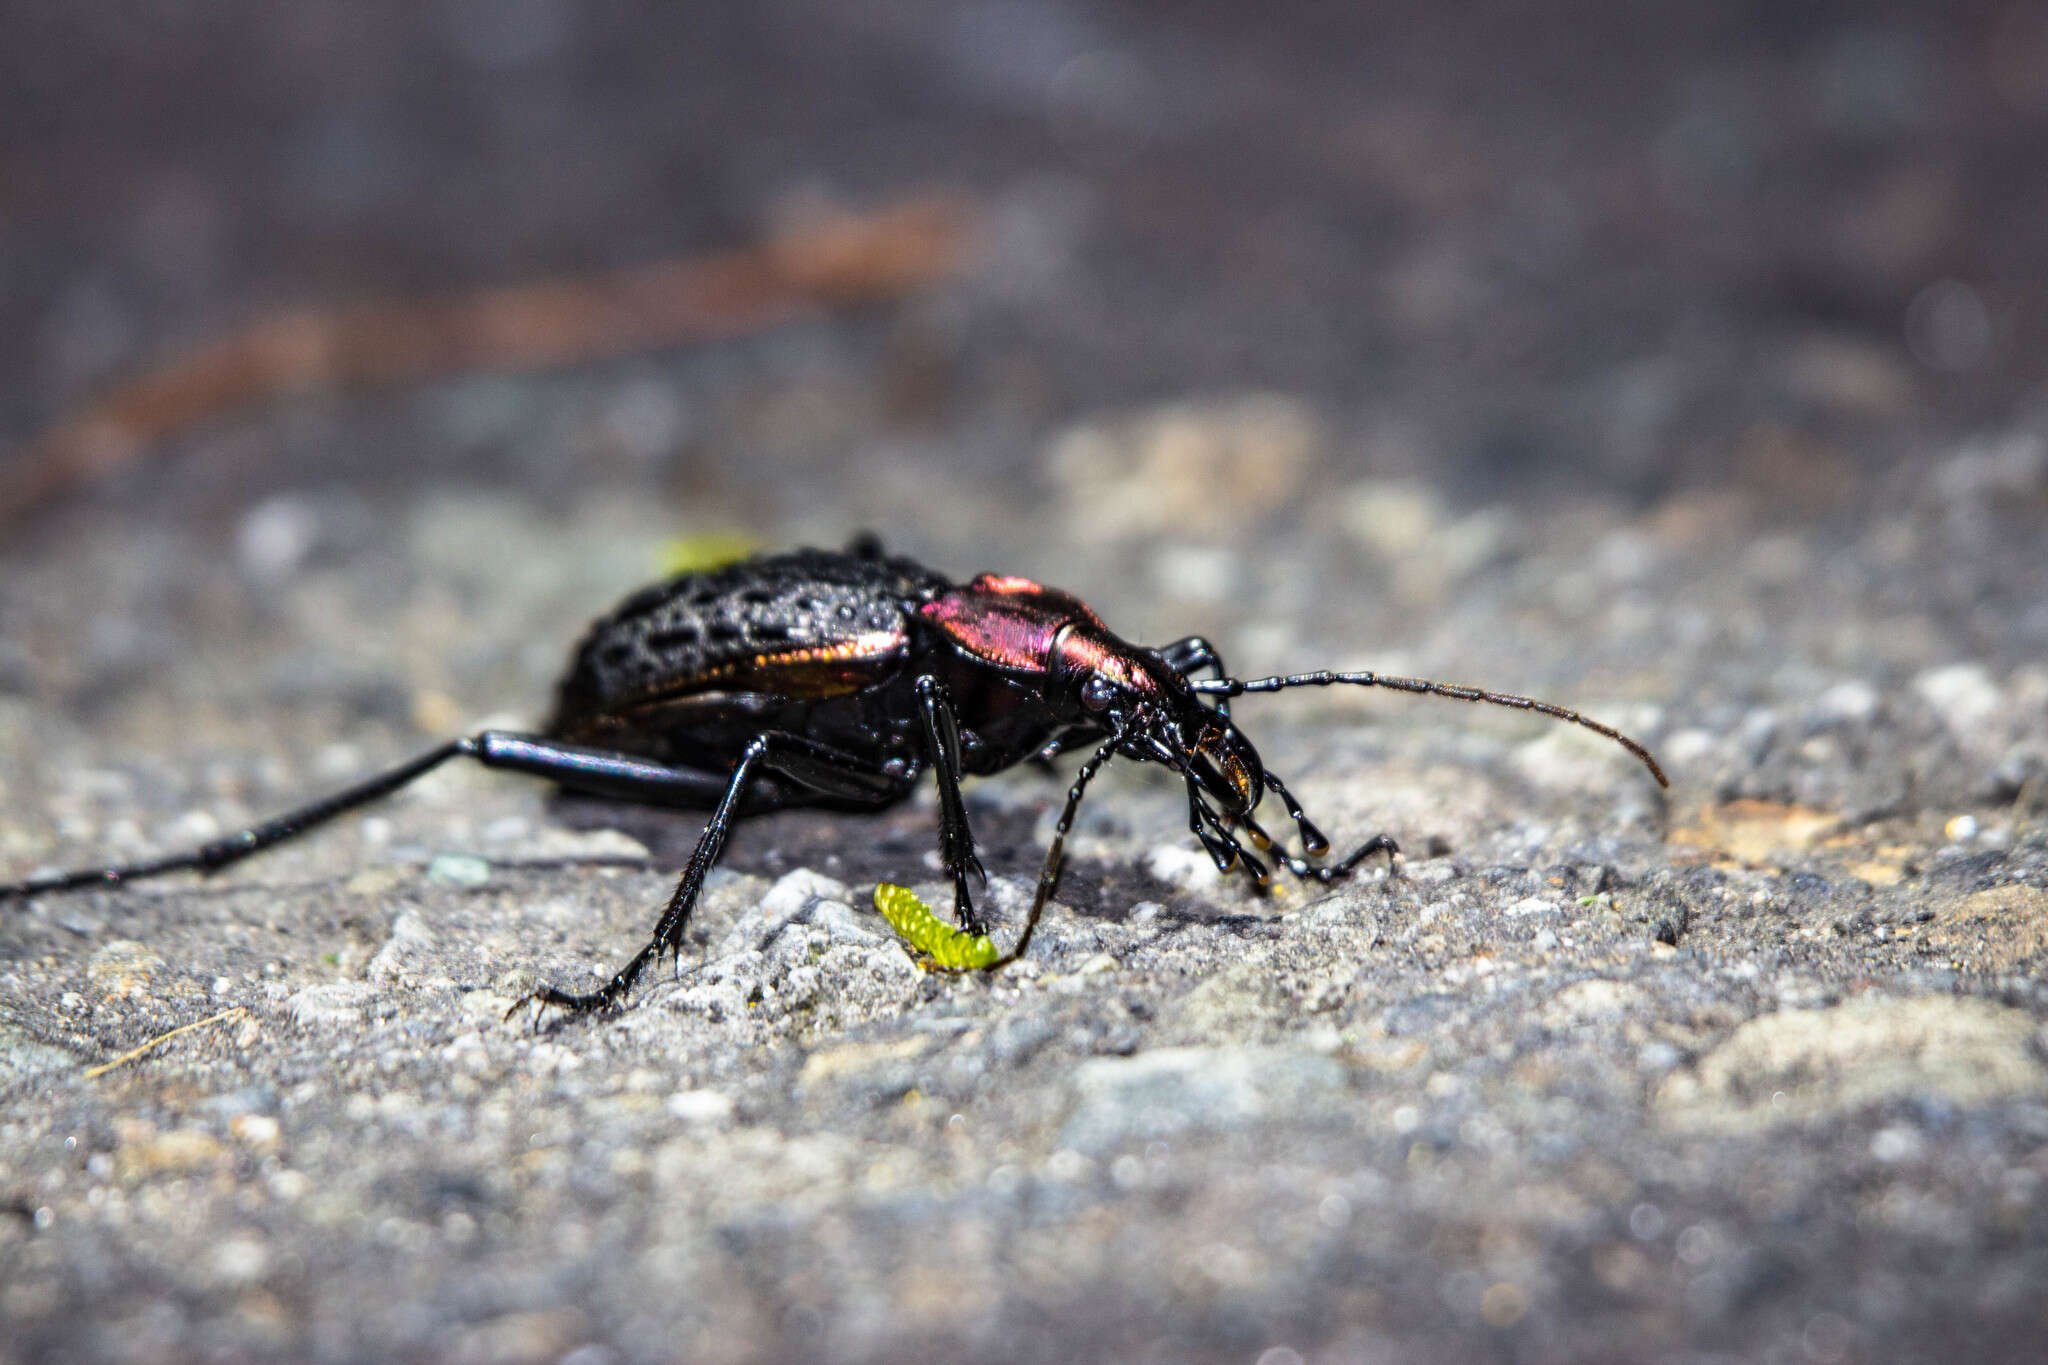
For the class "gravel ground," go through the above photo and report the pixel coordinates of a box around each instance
[3,5,2046,1363]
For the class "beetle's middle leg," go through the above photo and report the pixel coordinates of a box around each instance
[516,731,908,1016]
[1181,782,1269,886]
[912,675,990,936]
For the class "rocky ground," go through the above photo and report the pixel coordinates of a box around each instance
[3,4,2046,1363]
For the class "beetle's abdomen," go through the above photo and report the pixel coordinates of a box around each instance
[549,549,949,734]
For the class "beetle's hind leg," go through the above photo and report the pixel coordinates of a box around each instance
[0,730,769,905]
[515,732,910,1017]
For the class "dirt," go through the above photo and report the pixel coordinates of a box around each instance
[3,4,2046,1363]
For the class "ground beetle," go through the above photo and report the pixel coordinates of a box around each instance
[1,536,1667,1015]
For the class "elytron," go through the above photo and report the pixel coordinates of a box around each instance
[1,538,1667,1014]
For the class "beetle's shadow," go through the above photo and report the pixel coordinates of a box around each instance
[546,793,1192,925]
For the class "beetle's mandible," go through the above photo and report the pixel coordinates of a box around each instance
[1,538,1668,1014]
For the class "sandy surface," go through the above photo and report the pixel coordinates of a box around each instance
[3,5,2046,1362]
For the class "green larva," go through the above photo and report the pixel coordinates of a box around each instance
[873,883,1000,969]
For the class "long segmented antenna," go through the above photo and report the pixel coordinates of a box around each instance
[988,722,1127,968]
[1191,671,1669,787]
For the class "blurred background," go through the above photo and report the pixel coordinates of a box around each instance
[5,8,2048,1362]
[3,0,2043,826]
[5,0,2043,528]
[0,0,2043,823]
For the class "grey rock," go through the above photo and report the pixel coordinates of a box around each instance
[1060,1045,1349,1153]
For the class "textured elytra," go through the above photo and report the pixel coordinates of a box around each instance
[550,549,950,724]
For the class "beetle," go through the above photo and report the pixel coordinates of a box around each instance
[0,537,1666,1014]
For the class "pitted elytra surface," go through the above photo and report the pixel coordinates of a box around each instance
[550,548,948,724]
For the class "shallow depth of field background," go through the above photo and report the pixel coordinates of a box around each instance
[2,6,2046,1365]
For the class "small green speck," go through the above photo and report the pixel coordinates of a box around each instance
[657,532,759,577]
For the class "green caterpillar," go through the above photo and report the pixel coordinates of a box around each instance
[873,883,1000,970]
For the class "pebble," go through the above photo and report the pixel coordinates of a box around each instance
[427,854,492,887]
[665,1090,735,1125]
[1812,679,1879,725]
[285,982,378,1027]
[1655,997,2048,1131]
[1060,1046,1348,1154]
[1913,663,2001,737]
[1143,843,1221,892]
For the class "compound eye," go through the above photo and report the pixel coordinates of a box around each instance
[1080,672,1119,713]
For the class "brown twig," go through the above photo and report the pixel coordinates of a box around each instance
[83,1006,252,1079]
[1,193,979,526]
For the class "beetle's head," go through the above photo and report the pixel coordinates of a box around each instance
[1049,621,1265,816]
[919,573,1267,815]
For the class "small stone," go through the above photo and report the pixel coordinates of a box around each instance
[1869,1125,1923,1162]
[664,1090,735,1124]
[1337,480,1443,562]
[1921,886,2048,969]
[758,868,850,920]
[1542,979,1644,1026]
[209,1235,271,1286]
[427,854,492,887]
[1813,680,1879,725]
[1144,843,1221,892]
[1655,997,2048,1131]
[85,940,165,998]
[230,1115,281,1150]
[117,1126,227,1179]
[1638,1041,1683,1071]
[1060,1046,1347,1154]
[1913,663,2001,738]
[236,495,323,583]
[286,982,378,1027]
[490,827,650,865]
[0,1023,88,1082]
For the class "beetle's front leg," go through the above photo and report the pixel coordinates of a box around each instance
[1181,783,1270,887]
[912,674,989,937]
[1257,770,1400,883]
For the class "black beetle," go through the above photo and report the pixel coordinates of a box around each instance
[1,537,1666,1013]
